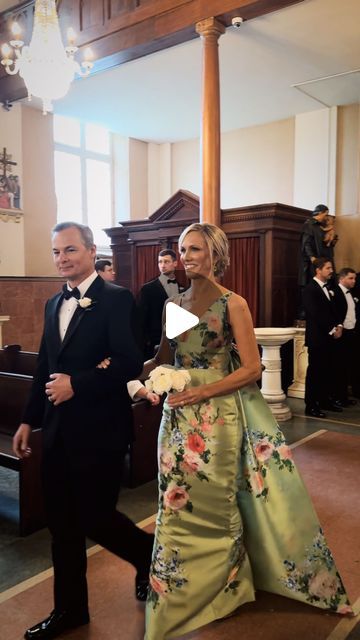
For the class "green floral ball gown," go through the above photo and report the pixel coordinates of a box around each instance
[144,293,352,640]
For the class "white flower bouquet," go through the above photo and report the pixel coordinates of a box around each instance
[145,365,191,395]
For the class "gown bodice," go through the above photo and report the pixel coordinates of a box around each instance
[170,292,234,375]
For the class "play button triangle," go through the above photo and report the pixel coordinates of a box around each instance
[165,302,199,339]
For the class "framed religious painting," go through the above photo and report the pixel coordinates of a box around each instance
[0,147,23,221]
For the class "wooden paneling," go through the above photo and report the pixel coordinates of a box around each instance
[80,0,105,31]
[106,191,310,327]
[0,277,64,351]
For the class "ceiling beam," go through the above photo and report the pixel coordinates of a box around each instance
[0,0,304,104]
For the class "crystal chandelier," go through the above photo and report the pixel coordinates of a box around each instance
[1,0,94,114]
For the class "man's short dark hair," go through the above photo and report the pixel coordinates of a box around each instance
[95,259,112,273]
[312,204,329,216]
[158,249,177,261]
[52,222,94,248]
[313,257,332,271]
[338,267,356,280]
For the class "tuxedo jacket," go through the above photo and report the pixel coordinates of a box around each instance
[23,276,143,452]
[302,279,341,348]
[333,285,359,328]
[138,278,170,350]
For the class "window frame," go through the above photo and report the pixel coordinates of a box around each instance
[53,116,114,253]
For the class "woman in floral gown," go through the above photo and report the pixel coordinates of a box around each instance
[142,223,352,640]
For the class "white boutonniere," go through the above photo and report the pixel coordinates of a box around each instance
[354,297,359,303]
[78,297,97,310]
[145,365,191,395]
[329,289,334,297]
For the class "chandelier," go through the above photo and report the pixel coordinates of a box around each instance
[0,0,94,114]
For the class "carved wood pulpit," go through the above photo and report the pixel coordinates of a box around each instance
[106,190,309,327]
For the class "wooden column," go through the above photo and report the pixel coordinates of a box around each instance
[196,17,225,226]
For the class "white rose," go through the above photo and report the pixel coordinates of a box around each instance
[152,374,173,395]
[171,370,191,392]
[78,297,92,308]
[145,365,191,396]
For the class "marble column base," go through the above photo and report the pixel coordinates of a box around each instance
[0,315,10,348]
[254,327,296,422]
[288,327,308,400]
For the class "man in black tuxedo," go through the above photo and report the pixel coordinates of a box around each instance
[13,222,154,640]
[333,267,359,405]
[138,248,184,358]
[303,257,343,418]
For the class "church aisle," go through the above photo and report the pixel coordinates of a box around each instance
[1,422,359,639]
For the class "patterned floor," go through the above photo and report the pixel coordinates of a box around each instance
[1,425,359,640]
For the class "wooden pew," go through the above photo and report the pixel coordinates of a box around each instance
[0,344,38,377]
[0,372,46,536]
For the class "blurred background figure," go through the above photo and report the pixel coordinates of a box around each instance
[95,259,115,282]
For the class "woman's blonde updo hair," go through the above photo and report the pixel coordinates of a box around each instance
[178,223,230,278]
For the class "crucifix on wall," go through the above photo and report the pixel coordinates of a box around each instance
[0,147,17,177]
[0,147,21,211]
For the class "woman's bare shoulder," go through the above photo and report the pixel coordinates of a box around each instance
[225,291,249,311]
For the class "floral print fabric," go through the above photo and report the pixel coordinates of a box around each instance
[145,294,352,640]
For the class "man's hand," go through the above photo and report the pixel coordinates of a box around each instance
[13,423,32,458]
[45,373,74,406]
[146,391,161,406]
[334,326,343,339]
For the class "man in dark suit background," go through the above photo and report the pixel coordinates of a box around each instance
[13,222,153,640]
[333,267,359,405]
[138,248,184,358]
[303,257,343,418]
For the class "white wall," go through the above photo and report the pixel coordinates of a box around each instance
[129,138,148,219]
[113,134,131,222]
[293,108,337,212]
[171,139,200,198]
[168,118,295,209]
[148,142,172,215]
[220,118,295,208]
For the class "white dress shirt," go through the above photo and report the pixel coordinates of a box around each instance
[313,277,339,335]
[159,273,179,298]
[59,271,98,341]
[314,277,330,300]
[339,283,356,329]
[127,379,145,401]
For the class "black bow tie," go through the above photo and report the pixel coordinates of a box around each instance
[167,279,178,285]
[346,290,351,294]
[62,284,80,300]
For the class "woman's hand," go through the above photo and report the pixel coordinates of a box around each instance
[168,385,208,408]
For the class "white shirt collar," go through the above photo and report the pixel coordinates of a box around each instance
[339,283,349,295]
[313,277,327,288]
[67,271,98,298]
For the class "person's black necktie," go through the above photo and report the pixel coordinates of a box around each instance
[62,284,80,300]
[167,279,178,285]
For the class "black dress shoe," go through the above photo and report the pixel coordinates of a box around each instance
[338,399,357,407]
[305,407,327,418]
[135,573,149,602]
[24,610,89,639]
[321,402,343,413]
